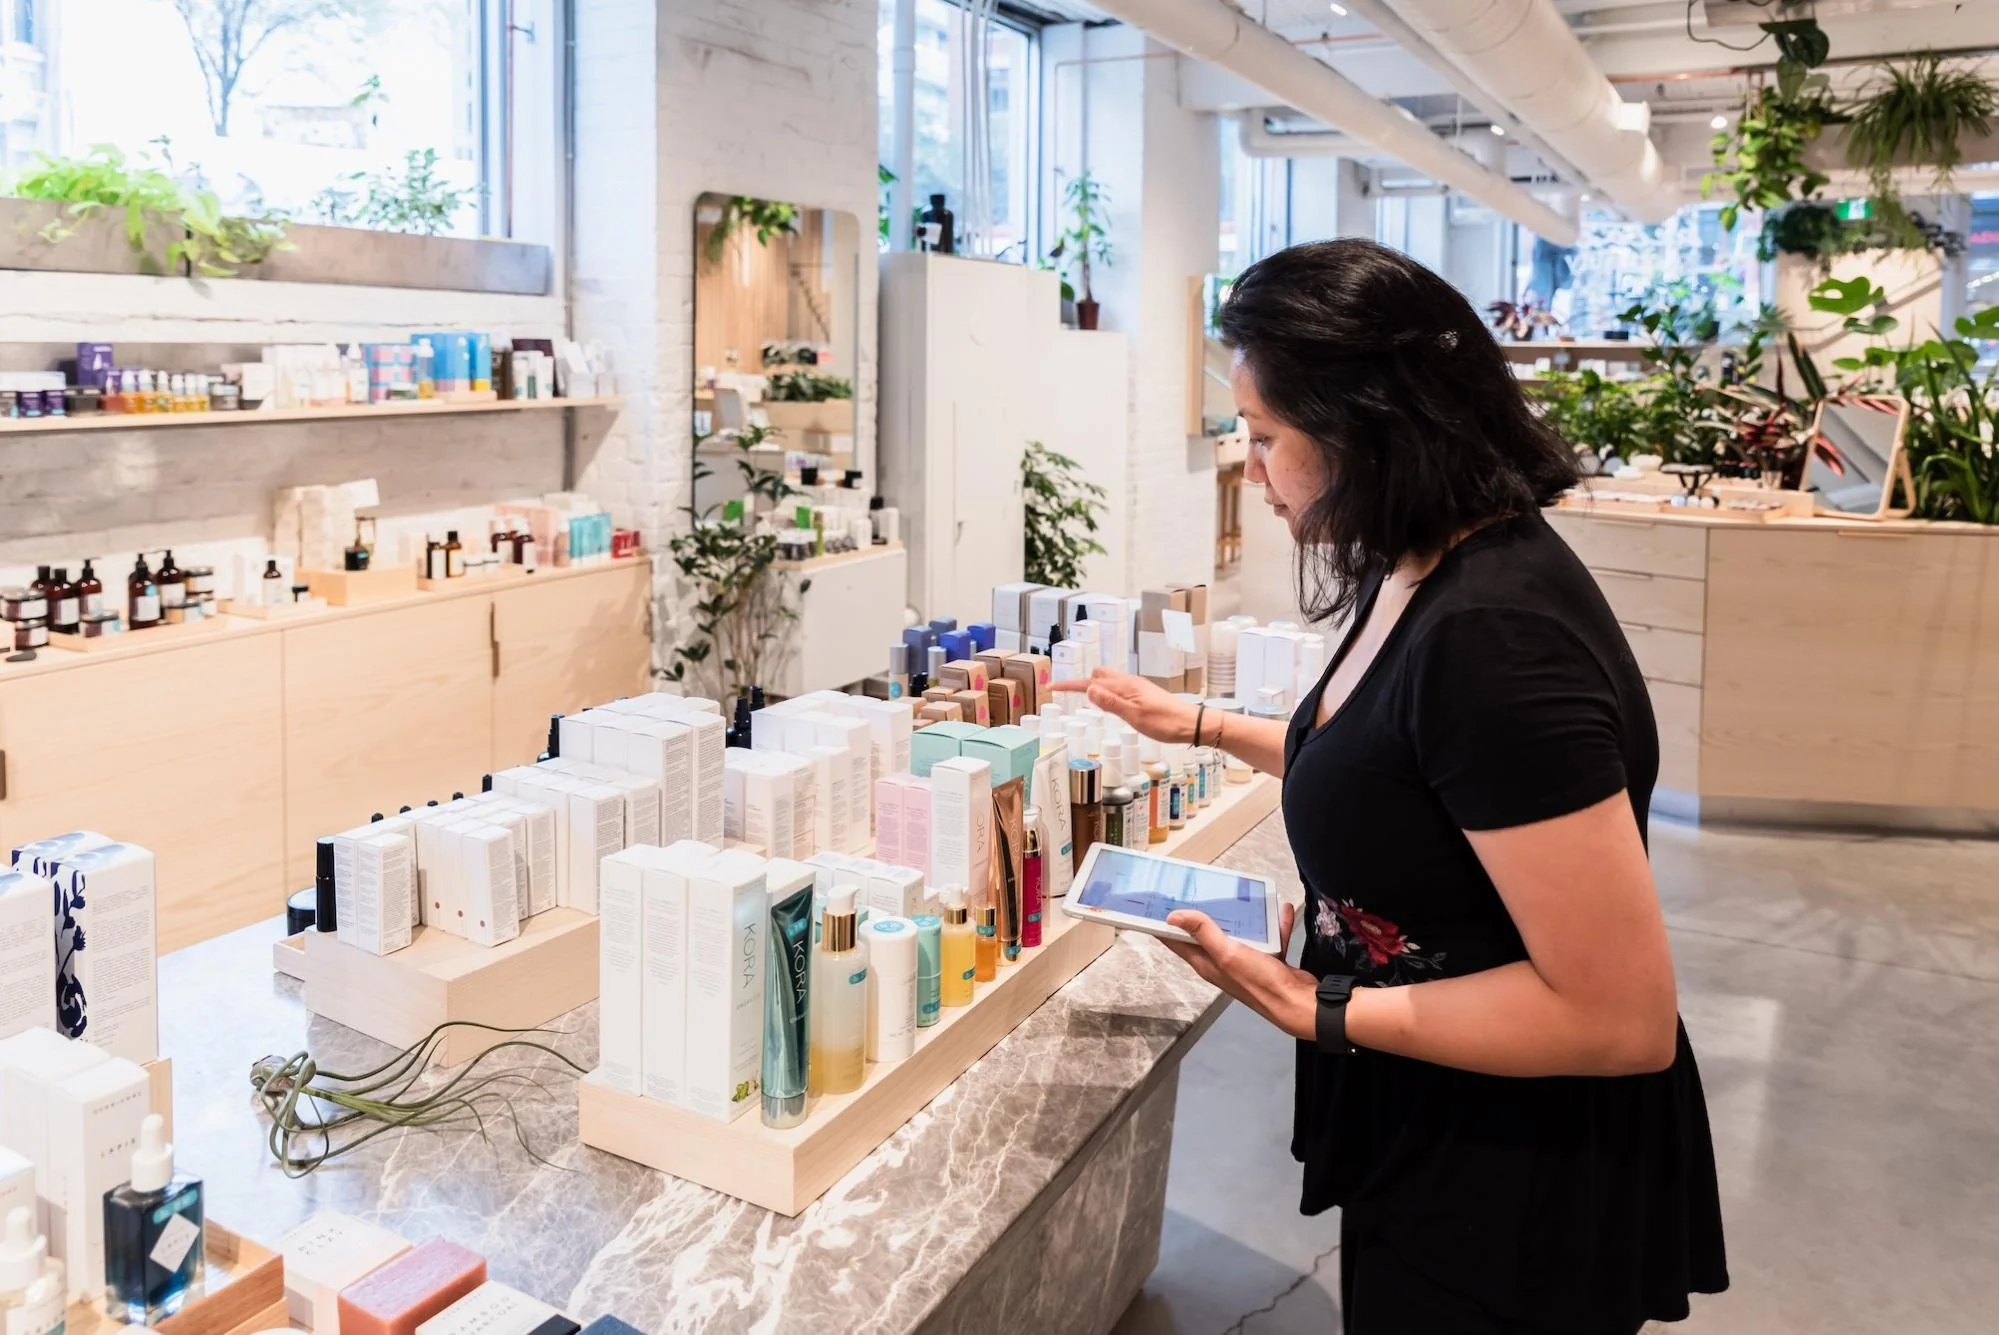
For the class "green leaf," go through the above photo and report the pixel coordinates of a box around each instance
[1808,275,1884,316]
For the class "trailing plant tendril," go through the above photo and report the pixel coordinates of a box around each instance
[249,1020,588,1176]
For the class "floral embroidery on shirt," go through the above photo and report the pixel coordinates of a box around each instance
[1314,896,1449,981]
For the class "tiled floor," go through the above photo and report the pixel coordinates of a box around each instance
[1112,813,1999,1334]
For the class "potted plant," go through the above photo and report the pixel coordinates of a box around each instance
[1843,53,1999,196]
[667,425,812,696]
[1052,172,1111,330]
[1022,440,1108,587]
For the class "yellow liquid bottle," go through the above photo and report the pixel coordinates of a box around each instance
[808,888,866,1095]
[940,893,975,1008]
[974,906,999,982]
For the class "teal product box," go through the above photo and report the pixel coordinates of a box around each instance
[468,332,493,391]
[413,332,473,392]
[910,721,984,777]
[964,724,1041,790]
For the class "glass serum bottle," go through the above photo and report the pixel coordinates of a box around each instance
[103,1113,205,1326]
[808,886,866,1096]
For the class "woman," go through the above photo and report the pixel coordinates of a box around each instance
[1058,240,1726,1333]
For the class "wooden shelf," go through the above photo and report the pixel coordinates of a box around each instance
[578,774,1282,1215]
[0,395,619,436]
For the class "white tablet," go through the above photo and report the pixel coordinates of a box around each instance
[1061,843,1283,954]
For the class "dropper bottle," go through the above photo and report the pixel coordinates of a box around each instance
[103,1113,205,1324]
[0,1207,64,1335]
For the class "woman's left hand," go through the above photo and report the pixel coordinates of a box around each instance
[1160,903,1319,1042]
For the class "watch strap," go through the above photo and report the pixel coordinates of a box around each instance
[1315,974,1358,1055]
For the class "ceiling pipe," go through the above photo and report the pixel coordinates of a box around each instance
[1334,0,1593,189]
[1085,0,1580,242]
[1381,0,1681,221]
[1237,111,1362,158]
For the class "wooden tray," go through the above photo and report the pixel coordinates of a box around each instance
[224,597,328,621]
[273,932,308,981]
[416,564,529,592]
[66,1220,284,1335]
[302,908,600,1067]
[578,774,1280,1215]
[303,564,419,606]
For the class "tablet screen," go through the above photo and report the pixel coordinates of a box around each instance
[1073,846,1272,942]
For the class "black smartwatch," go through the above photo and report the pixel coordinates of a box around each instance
[1315,975,1359,1055]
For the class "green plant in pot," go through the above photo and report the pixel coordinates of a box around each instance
[1844,53,1999,197]
[667,424,811,696]
[703,195,800,270]
[1051,172,1111,330]
[1022,440,1107,587]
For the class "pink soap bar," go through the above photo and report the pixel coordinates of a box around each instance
[338,1239,488,1335]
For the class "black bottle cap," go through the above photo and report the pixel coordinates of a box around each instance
[447,529,460,541]
[314,837,338,933]
[870,495,885,511]
[1049,621,1065,645]
[481,773,494,793]
[286,886,317,936]
[399,805,412,814]
[547,714,563,757]
[751,685,767,710]
[51,567,66,583]
[800,465,820,486]
[35,565,49,580]
[452,791,465,801]
[427,799,440,807]
[371,812,383,822]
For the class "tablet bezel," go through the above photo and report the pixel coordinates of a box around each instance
[1059,842,1283,954]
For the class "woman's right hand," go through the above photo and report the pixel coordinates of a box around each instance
[1049,667,1197,744]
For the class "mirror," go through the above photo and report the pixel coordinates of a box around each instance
[1800,395,1914,520]
[691,194,862,517]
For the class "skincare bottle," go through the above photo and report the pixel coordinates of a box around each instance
[862,916,917,1063]
[913,914,941,1028]
[1142,742,1171,844]
[511,530,538,572]
[345,521,373,573]
[939,889,975,1007]
[808,885,866,1096]
[1168,757,1188,830]
[261,559,284,607]
[425,539,446,582]
[1103,786,1134,853]
[103,1114,204,1326]
[157,551,185,617]
[28,565,51,605]
[886,644,909,701]
[1068,759,1103,869]
[48,568,79,635]
[78,559,104,618]
[973,905,998,982]
[445,531,465,578]
[1021,811,1043,949]
[0,1207,64,1335]
[731,692,753,750]
[763,877,814,1129]
[127,555,160,630]
[1117,741,1151,847]
[488,518,511,557]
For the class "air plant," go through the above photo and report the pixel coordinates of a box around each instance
[249,1020,588,1177]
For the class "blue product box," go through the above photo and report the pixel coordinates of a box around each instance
[940,629,973,661]
[967,622,997,652]
[467,332,492,391]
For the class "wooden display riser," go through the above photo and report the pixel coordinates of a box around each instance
[578,774,1281,1216]
[64,1221,283,1335]
[302,907,600,1067]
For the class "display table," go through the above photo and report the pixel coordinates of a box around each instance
[153,814,1284,1333]
[1546,501,1999,833]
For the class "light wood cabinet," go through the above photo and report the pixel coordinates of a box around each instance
[491,564,651,769]
[0,563,652,948]
[0,636,286,953]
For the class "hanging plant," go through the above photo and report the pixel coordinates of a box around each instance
[1759,198,1966,266]
[1022,440,1107,588]
[702,195,800,269]
[1704,80,1835,231]
[1844,53,1999,196]
[249,1021,587,1177]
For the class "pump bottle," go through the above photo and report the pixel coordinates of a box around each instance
[808,885,866,1095]
[939,888,975,1007]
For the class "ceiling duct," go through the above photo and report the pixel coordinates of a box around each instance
[1084,0,1581,243]
[1383,0,1681,222]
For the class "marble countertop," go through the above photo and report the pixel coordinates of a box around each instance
[158,814,1297,1333]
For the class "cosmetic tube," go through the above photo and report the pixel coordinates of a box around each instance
[809,886,866,1096]
[1069,760,1104,870]
[974,906,998,981]
[1028,737,1075,900]
[1103,786,1134,852]
[1021,812,1044,949]
[990,777,1026,961]
[863,916,917,1063]
[940,890,975,1008]
[913,915,942,1027]
[762,878,815,1128]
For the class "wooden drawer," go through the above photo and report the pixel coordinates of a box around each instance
[1647,679,1701,794]
[1619,622,1703,687]
[1592,569,1705,634]
[1561,513,1708,580]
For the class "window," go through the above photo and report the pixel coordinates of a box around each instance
[1217,117,1287,277]
[1554,204,1763,338]
[877,0,1038,260]
[1,0,548,241]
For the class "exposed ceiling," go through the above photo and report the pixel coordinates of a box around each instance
[1152,0,1999,214]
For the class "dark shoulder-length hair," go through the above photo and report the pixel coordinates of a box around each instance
[1216,238,1578,624]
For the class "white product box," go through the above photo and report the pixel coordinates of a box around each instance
[1264,630,1302,707]
[805,746,849,856]
[1026,587,1074,652]
[640,841,712,1106]
[43,1055,149,1300]
[873,776,904,867]
[866,865,927,920]
[806,713,873,849]
[478,797,555,918]
[589,767,662,850]
[557,708,622,765]
[991,581,1044,632]
[50,844,156,1063]
[683,849,766,1123]
[563,784,627,916]
[278,1210,412,1335]
[0,1145,32,1242]
[459,824,522,947]
[848,695,914,785]
[596,849,647,1095]
[472,806,530,920]
[617,717,694,845]
[723,752,789,858]
[341,831,415,956]
[412,809,464,931]
[929,757,992,906]
[416,1281,564,1335]
[1051,640,1087,683]
[0,870,55,1039]
[757,753,815,860]
[647,704,724,844]
[9,831,111,879]
[506,773,574,910]
[0,1027,107,1236]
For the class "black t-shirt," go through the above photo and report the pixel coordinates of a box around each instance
[1283,511,1728,1332]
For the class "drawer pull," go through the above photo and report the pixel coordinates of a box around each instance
[1595,517,1659,529]
[1597,568,1655,582]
